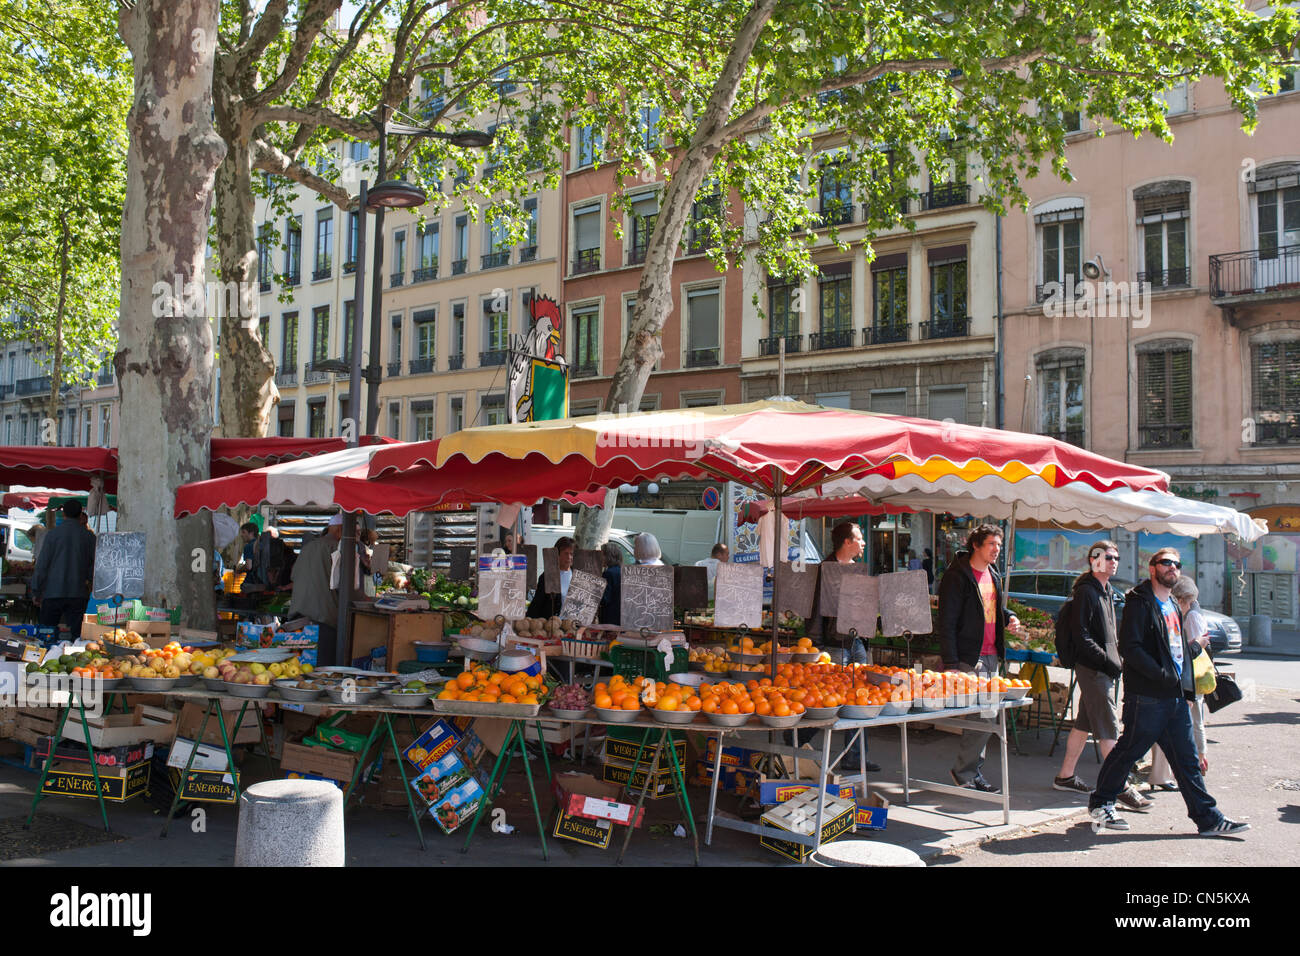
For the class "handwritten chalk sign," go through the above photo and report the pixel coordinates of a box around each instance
[836,574,880,638]
[449,547,472,582]
[714,563,763,628]
[543,548,560,593]
[674,566,708,610]
[477,570,527,621]
[817,562,867,620]
[559,569,606,626]
[573,549,604,579]
[92,532,146,600]
[775,562,819,619]
[621,565,674,632]
[523,544,539,592]
[879,570,933,636]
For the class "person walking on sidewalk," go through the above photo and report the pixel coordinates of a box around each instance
[937,523,1022,793]
[1147,576,1213,790]
[1087,548,1249,836]
[30,501,96,640]
[1051,541,1151,812]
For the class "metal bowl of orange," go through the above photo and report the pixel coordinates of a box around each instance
[593,705,641,724]
[650,707,698,725]
[705,711,751,728]
[758,712,803,729]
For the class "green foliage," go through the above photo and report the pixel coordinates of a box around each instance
[0,0,127,385]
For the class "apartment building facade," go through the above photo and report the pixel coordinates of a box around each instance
[0,338,119,450]
[1001,66,1300,623]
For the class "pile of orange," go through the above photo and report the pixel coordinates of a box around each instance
[436,665,549,705]
[699,679,806,717]
[591,675,704,713]
[71,661,122,680]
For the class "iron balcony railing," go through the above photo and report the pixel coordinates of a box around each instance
[312,265,331,281]
[451,258,468,276]
[413,263,438,282]
[409,357,435,374]
[448,354,465,371]
[571,362,598,378]
[97,372,114,386]
[274,368,298,387]
[572,248,600,274]
[15,376,49,396]
[818,203,854,227]
[390,272,405,287]
[481,251,511,270]
[808,329,855,351]
[1039,427,1086,448]
[343,261,356,275]
[866,323,911,345]
[387,361,401,377]
[1209,244,1300,298]
[1137,268,1190,289]
[480,349,508,367]
[304,369,330,384]
[1250,415,1299,446]
[259,280,271,293]
[921,183,971,210]
[1138,424,1192,449]
[758,335,802,356]
[685,347,720,368]
[519,245,538,262]
[919,314,970,339]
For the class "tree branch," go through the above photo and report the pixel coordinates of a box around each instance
[252,138,355,210]
[230,0,289,82]
[247,0,343,108]
[255,105,378,139]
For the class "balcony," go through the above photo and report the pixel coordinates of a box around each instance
[866,323,911,345]
[808,329,856,351]
[304,368,330,385]
[0,384,12,399]
[758,335,802,356]
[685,347,720,368]
[572,248,600,274]
[387,361,401,377]
[1251,415,1300,446]
[480,349,508,367]
[481,250,511,270]
[15,376,49,396]
[312,265,331,281]
[451,258,468,276]
[448,354,465,371]
[259,280,271,293]
[818,203,854,227]
[409,357,435,374]
[274,368,298,387]
[97,371,114,386]
[519,245,538,263]
[571,362,599,379]
[413,263,438,283]
[343,261,357,275]
[1039,427,1086,448]
[919,314,970,339]
[283,271,301,287]
[1209,245,1300,304]
[1137,268,1190,290]
[390,272,405,287]
[921,183,971,210]
[1139,424,1192,449]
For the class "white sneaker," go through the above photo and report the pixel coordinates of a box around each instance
[1090,804,1130,832]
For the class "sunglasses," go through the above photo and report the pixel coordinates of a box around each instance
[1154,559,1182,569]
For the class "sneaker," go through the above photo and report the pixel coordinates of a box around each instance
[951,769,999,793]
[1053,774,1092,794]
[1090,804,1130,832]
[1117,787,1153,811]
[1199,818,1251,838]
[1149,781,1179,793]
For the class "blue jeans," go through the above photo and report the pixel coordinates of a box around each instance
[1089,692,1222,831]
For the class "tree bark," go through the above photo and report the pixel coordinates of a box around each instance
[46,211,69,445]
[117,0,225,626]
[573,0,777,549]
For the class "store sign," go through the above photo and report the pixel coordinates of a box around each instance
[508,295,569,423]
[1248,506,1300,533]
[92,532,146,600]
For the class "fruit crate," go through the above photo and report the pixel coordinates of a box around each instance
[608,645,689,683]
[562,637,607,659]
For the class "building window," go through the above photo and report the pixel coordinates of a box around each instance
[483,216,511,268]
[1036,205,1083,299]
[278,401,295,437]
[767,281,800,338]
[1037,349,1086,447]
[453,216,468,273]
[258,315,270,348]
[412,400,435,441]
[1137,343,1193,448]
[629,208,656,265]
[572,203,600,273]
[685,287,720,367]
[1136,182,1190,288]
[314,208,333,278]
[481,394,506,426]
[816,266,852,347]
[345,211,359,269]
[929,250,968,327]
[870,389,907,415]
[349,140,370,162]
[308,400,326,438]
[343,301,356,360]
[571,307,599,375]
[311,306,330,365]
[521,198,539,260]
[636,102,661,151]
[416,315,436,361]
[683,391,723,408]
[99,405,111,446]
[284,216,302,283]
[257,223,274,289]
[927,385,967,424]
[388,402,401,440]
[415,223,438,281]
[392,229,407,282]
[871,254,908,342]
[1250,340,1300,445]
[816,391,851,409]
[1254,165,1300,259]
[575,124,602,167]
[450,395,464,432]
[818,158,853,226]
[482,299,508,365]
[81,413,92,447]
[1160,80,1190,115]
[926,139,968,207]
[687,181,721,253]
[281,312,298,368]
[451,303,466,365]
[390,314,403,365]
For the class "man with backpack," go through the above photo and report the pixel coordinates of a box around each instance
[1051,541,1150,812]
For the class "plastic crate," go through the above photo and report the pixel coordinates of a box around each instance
[608,645,689,682]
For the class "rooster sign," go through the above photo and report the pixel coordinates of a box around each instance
[508,295,569,422]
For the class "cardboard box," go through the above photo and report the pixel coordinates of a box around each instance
[167,736,234,772]
[40,759,150,803]
[691,760,760,798]
[759,790,857,863]
[552,772,646,828]
[704,738,765,771]
[600,760,679,799]
[756,777,857,806]
[280,739,368,785]
[403,718,464,773]
[237,621,320,650]
[286,771,347,790]
[35,736,154,768]
[553,810,613,848]
[855,792,889,831]
[176,701,261,746]
[426,776,486,834]
[603,735,686,768]
[126,620,172,645]
[62,705,176,749]
[410,752,484,807]
[169,767,240,803]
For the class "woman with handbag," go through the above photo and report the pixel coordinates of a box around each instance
[1147,577,1212,790]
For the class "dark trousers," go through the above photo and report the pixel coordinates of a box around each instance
[1089,692,1222,830]
[39,597,87,639]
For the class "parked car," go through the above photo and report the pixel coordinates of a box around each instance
[1008,569,1241,656]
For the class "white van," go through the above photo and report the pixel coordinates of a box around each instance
[1,516,36,564]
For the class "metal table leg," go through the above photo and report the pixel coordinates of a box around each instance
[704,730,725,846]
[342,712,382,808]
[999,706,1011,825]
[462,721,518,853]
[900,722,911,803]
[161,699,217,837]
[381,712,425,851]
[27,693,111,833]
[617,727,664,864]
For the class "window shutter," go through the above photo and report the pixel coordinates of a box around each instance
[413,309,436,324]
[574,208,599,250]
[871,253,907,271]
[687,290,719,350]
[1169,349,1192,427]
[927,386,967,423]
[870,390,907,415]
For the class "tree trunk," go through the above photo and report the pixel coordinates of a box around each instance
[46,211,70,445]
[117,0,225,626]
[573,0,778,549]
[213,63,277,438]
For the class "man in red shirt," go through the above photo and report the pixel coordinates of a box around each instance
[936,524,1021,792]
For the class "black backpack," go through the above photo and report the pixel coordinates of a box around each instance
[1054,596,1078,667]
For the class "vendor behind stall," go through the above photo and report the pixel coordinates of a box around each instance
[527,535,573,618]
[289,513,342,656]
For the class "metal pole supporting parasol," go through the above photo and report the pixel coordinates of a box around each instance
[769,471,783,678]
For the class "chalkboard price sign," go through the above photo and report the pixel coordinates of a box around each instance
[477,570,527,621]
[620,565,674,632]
[559,569,606,626]
[714,563,763,629]
[92,532,146,601]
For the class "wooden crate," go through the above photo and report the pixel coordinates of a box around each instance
[348,609,444,670]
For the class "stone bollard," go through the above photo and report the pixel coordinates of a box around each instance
[235,779,345,867]
[1248,615,1272,648]
[811,841,925,868]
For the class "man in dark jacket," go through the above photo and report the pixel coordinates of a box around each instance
[597,542,623,626]
[1052,541,1151,811]
[527,536,573,619]
[31,501,96,639]
[1087,548,1249,836]
[936,524,1021,792]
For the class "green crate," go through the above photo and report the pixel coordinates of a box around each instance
[608,645,689,682]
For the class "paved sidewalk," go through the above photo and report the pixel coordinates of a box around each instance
[1233,626,1300,659]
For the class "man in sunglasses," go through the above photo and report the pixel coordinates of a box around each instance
[1088,548,1249,837]
[1053,541,1151,810]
